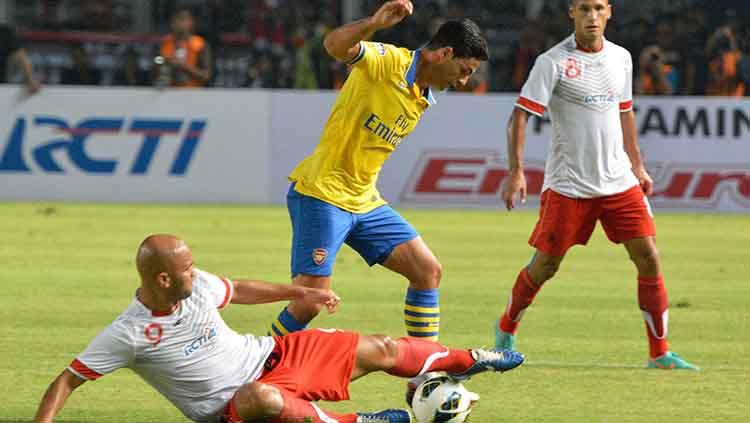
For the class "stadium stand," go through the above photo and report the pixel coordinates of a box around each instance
[1,0,748,94]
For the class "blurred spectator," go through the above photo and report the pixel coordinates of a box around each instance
[637,46,673,95]
[510,23,545,91]
[114,48,151,87]
[651,15,683,93]
[0,24,41,94]
[292,29,317,90]
[157,9,212,88]
[308,23,336,89]
[705,24,744,96]
[245,54,275,88]
[680,7,710,95]
[76,0,116,31]
[61,44,101,86]
[6,1,750,95]
[739,31,750,96]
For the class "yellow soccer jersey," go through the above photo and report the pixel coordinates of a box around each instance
[288,41,436,213]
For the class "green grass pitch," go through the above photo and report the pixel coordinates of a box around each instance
[1,202,748,422]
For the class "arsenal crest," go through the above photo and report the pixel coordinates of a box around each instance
[312,248,328,265]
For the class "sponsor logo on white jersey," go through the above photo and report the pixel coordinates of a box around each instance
[183,327,218,357]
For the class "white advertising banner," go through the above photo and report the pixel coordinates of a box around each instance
[0,86,271,202]
[271,93,750,212]
[2,86,749,211]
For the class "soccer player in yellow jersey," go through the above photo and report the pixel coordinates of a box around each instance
[269,0,489,341]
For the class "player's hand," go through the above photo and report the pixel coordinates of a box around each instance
[502,170,527,210]
[633,166,654,196]
[303,287,341,314]
[370,0,413,30]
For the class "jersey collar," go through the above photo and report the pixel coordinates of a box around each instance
[405,50,437,106]
[135,288,181,317]
[571,33,606,53]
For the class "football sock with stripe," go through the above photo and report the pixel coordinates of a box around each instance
[386,336,475,377]
[404,287,440,341]
[268,306,307,337]
[499,267,541,334]
[638,275,669,358]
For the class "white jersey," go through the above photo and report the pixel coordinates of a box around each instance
[67,269,275,422]
[516,34,639,198]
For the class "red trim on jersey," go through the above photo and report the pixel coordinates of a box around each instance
[70,359,102,380]
[219,276,233,309]
[620,100,633,111]
[516,96,546,116]
[575,39,604,53]
[151,303,179,317]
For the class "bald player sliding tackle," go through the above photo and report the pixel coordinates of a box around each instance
[34,234,523,423]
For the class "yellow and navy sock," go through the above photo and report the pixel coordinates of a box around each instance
[269,306,307,337]
[404,287,440,341]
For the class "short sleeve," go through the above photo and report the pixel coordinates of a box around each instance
[516,55,558,117]
[348,41,398,81]
[67,318,135,381]
[195,268,234,309]
[620,50,634,112]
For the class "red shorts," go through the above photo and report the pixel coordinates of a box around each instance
[223,329,360,422]
[529,185,656,256]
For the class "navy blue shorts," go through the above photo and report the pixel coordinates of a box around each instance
[287,184,419,277]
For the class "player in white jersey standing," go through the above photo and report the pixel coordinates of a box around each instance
[494,0,698,370]
[34,234,524,423]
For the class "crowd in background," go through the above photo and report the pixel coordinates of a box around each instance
[2,0,750,95]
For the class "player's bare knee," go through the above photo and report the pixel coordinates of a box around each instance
[631,248,661,274]
[382,335,400,360]
[427,259,443,287]
[234,382,283,419]
[412,259,442,289]
[288,299,323,321]
[368,334,400,367]
[533,260,559,283]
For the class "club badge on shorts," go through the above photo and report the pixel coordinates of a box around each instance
[312,248,328,265]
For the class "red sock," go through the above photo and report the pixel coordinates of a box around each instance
[499,268,542,334]
[269,388,357,423]
[386,337,475,377]
[638,275,669,358]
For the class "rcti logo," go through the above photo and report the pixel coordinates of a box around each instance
[0,116,207,175]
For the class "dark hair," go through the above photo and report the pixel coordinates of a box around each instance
[569,0,610,6]
[172,8,193,20]
[426,19,489,60]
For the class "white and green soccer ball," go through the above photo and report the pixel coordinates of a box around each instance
[408,372,480,423]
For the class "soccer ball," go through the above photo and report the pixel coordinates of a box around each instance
[408,372,480,423]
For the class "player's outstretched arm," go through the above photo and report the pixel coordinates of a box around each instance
[502,107,532,210]
[230,279,340,313]
[323,0,413,62]
[34,369,86,423]
[621,110,653,195]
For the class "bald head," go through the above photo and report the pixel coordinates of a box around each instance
[136,234,189,281]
